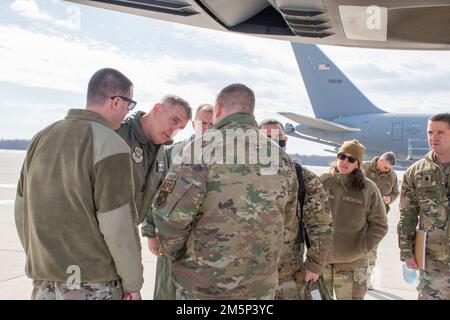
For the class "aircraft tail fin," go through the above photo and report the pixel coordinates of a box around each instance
[291,42,386,120]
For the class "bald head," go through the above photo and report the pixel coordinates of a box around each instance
[216,83,255,112]
[213,83,255,123]
[87,68,133,107]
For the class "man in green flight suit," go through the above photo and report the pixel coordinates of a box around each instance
[116,94,191,227]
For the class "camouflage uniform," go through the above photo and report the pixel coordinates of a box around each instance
[141,137,192,300]
[363,158,399,278]
[153,112,298,299]
[398,152,450,300]
[322,257,369,300]
[31,280,122,300]
[275,166,333,300]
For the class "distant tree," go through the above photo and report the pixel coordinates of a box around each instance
[289,153,335,167]
[0,139,30,150]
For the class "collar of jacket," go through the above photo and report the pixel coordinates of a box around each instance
[211,112,257,130]
[124,111,150,144]
[426,151,450,171]
[66,109,112,129]
[334,172,353,192]
[370,156,385,175]
[425,151,441,166]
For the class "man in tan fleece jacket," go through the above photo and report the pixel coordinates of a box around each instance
[15,68,143,300]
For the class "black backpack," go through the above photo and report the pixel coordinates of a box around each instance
[294,162,311,248]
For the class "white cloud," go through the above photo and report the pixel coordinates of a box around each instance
[54,5,80,31]
[0,23,303,115]
[1,17,449,147]
[11,0,52,21]
[11,1,81,31]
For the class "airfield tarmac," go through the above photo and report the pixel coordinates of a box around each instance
[0,150,418,300]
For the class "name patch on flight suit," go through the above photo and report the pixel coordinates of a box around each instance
[154,173,178,207]
[157,160,165,172]
[132,146,143,163]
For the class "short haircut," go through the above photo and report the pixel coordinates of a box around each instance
[429,113,450,128]
[216,83,255,114]
[258,119,285,134]
[195,104,214,120]
[87,68,133,106]
[160,94,192,120]
[380,151,396,166]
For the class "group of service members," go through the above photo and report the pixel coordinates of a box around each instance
[15,68,450,300]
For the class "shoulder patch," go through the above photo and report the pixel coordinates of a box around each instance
[157,160,165,172]
[160,179,176,193]
[165,172,178,182]
[132,146,143,163]
[154,191,169,208]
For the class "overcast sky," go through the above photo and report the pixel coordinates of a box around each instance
[1,0,449,155]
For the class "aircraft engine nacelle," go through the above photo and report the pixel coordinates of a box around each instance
[285,123,295,134]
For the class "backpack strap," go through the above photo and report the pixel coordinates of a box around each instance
[294,162,310,248]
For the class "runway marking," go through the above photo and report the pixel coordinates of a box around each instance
[0,200,14,205]
[0,184,16,188]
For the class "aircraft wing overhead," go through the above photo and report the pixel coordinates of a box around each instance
[278,112,360,132]
[67,0,450,50]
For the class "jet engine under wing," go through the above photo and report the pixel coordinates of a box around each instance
[279,112,361,132]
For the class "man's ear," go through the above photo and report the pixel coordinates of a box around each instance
[110,96,119,111]
[151,103,162,115]
[285,135,288,142]
[215,102,223,119]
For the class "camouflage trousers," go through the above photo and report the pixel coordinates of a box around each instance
[275,277,331,300]
[417,258,450,300]
[323,260,369,300]
[175,285,274,300]
[175,286,199,300]
[153,255,176,300]
[366,244,379,281]
[275,278,301,300]
[31,279,122,300]
[367,245,378,268]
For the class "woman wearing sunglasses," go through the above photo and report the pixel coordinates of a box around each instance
[320,140,388,299]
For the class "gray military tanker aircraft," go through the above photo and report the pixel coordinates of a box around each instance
[66,0,450,50]
[279,42,431,161]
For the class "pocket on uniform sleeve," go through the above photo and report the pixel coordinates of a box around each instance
[153,174,203,223]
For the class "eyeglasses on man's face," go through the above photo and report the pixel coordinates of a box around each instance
[110,96,137,111]
[337,153,357,164]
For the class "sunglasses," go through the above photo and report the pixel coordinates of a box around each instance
[110,96,137,111]
[337,153,357,164]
